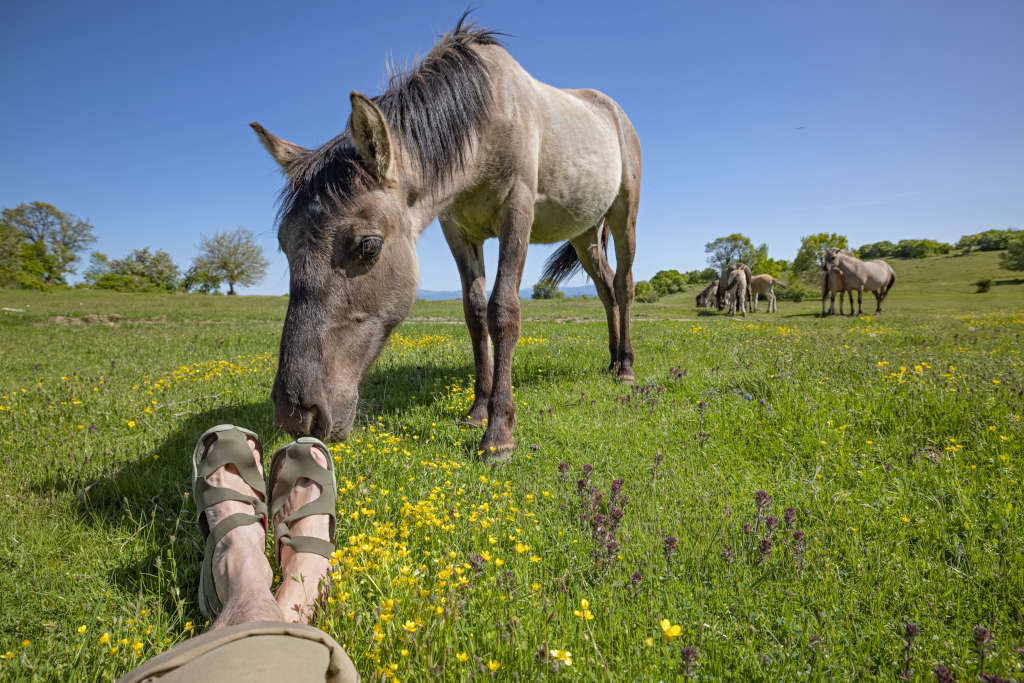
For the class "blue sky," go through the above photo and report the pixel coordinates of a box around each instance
[2,0,1021,295]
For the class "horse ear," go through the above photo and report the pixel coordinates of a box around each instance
[250,122,307,173]
[349,91,395,183]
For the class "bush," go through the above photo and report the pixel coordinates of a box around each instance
[892,239,952,259]
[531,279,565,300]
[650,269,686,296]
[776,281,808,302]
[634,280,659,303]
[857,241,896,259]
[957,228,1022,252]
[974,279,993,293]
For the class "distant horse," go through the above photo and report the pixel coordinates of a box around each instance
[695,280,718,308]
[820,268,854,316]
[717,263,752,316]
[251,15,641,459]
[748,274,786,313]
[824,248,896,315]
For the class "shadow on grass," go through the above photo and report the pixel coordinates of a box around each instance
[995,278,1024,286]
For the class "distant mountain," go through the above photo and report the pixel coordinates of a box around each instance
[417,283,597,301]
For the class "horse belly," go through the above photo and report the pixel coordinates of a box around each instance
[530,102,621,243]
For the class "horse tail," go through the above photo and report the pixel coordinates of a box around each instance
[541,241,582,285]
[772,278,787,289]
[883,270,895,297]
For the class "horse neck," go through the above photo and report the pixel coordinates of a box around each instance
[402,153,477,240]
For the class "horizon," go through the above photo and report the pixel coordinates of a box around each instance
[2,1,1022,296]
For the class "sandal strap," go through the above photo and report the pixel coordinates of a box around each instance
[193,427,268,533]
[270,438,337,562]
[201,512,262,616]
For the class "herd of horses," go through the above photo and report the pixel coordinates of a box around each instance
[252,15,898,458]
[696,248,897,317]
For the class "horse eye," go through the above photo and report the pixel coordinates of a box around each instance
[360,236,383,263]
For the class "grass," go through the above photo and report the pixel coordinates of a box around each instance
[0,251,1021,680]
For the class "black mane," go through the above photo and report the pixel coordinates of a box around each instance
[280,14,503,220]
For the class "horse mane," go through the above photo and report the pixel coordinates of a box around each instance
[279,13,503,220]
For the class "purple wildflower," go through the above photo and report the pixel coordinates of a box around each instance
[754,490,772,511]
[933,665,954,683]
[758,537,773,557]
[784,507,796,527]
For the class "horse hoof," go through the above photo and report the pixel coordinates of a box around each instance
[617,370,635,382]
[477,441,514,464]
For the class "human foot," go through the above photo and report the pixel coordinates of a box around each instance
[269,438,336,624]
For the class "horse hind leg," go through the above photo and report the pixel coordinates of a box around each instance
[570,225,619,373]
[605,190,639,382]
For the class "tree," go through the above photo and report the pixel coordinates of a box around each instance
[792,233,849,276]
[749,243,787,277]
[892,239,951,259]
[650,269,686,296]
[0,202,96,284]
[1000,234,1024,271]
[705,234,756,271]
[193,228,269,295]
[86,248,181,291]
[182,264,223,294]
[0,221,21,287]
[531,278,565,299]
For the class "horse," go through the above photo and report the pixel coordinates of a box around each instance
[820,267,854,316]
[695,280,718,308]
[824,248,896,315]
[250,15,641,460]
[748,274,786,313]
[716,263,751,316]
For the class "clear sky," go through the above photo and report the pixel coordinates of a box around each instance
[2,0,1022,295]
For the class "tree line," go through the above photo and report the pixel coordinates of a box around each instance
[1,202,269,294]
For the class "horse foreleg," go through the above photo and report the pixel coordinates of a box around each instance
[442,221,492,426]
[855,289,862,316]
[873,290,882,314]
[479,192,533,459]
[571,226,619,373]
[752,292,759,313]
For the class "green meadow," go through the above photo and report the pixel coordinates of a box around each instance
[0,250,1021,681]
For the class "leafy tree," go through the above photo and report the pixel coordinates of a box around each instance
[193,228,269,295]
[704,234,756,271]
[0,202,96,284]
[16,240,59,290]
[0,222,21,287]
[683,267,718,284]
[1000,234,1024,271]
[749,243,787,277]
[957,229,1021,252]
[634,280,659,303]
[183,264,224,294]
[792,232,849,276]
[857,241,896,259]
[531,278,565,299]
[650,269,686,296]
[86,248,181,291]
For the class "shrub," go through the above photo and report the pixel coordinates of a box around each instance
[974,279,993,293]
[999,234,1024,271]
[776,281,808,302]
[531,278,565,300]
[634,280,659,303]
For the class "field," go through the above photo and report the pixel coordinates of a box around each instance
[0,251,1021,681]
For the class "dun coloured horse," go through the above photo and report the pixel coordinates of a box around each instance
[251,16,641,460]
[824,248,895,315]
[695,280,718,308]
[748,274,786,313]
[820,267,854,316]
[717,263,752,316]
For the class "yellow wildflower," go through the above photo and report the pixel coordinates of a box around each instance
[660,618,682,638]
[573,598,594,620]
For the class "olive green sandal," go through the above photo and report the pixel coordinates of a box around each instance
[192,424,267,620]
[268,437,337,564]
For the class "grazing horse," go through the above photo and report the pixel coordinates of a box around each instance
[695,280,718,308]
[824,248,896,315]
[251,16,641,459]
[748,274,786,313]
[820,268,854,316]
[717,263,752,316]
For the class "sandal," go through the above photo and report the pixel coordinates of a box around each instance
[268,437,337,564]
[191,424,267,620]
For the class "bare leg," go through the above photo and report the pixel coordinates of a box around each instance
[201,437,282,629]
[273,444,332,624]
[441,220,491,426]
[571,224,619,372]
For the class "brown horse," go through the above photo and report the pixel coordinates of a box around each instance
[748,274,786,313]
[251,16,641,460]
[820,268,854,316]
[716,263,752,316]
[695,280,718,308]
